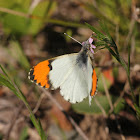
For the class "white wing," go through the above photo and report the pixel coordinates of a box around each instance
[49,53,93,103]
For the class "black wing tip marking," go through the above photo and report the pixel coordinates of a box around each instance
[28,68,35,81]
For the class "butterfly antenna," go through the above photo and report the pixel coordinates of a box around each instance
[64,33,82,45]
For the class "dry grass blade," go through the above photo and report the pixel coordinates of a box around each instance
[94,98,107,117]
[101,73,125,140]
[101,74,113,111]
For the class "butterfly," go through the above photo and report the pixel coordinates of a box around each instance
[28,34,98,105]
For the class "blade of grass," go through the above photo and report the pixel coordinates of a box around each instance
[139,94,140,107]
[0,65,47,140]
[0,74,21,98]
[86,22,140,119]
[99,20,112,39]
[0,65,11,82]
[45,0,54,17]
[85,22,106,40]
[134,104,140,120]
[106,46,120,63]
[38,120,47,140]
[19,127,28,140]
[15,82,47,140]
[128,45,130,75]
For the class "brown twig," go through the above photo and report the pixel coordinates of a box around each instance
[33,93,46,114]
[0,7,29,18]
[123,18,135,49]
[130,34,135,60]
[41,88,89,140]
[3,86,34,140]
[94,98,110,136]
[101,74,126,140]
[0,7,42,20]
[101,74,113,111]
[124,0,137,50]
[3,103,24,140]
[94,98,107,117]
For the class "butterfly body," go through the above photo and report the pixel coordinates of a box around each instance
[28,37,97,105]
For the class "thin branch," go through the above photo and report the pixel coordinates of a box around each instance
[0,7,29,18]
[3,86,34,140]
[3,103,24,140]
[101,74,113,111]
[123,18,135,49]
[94,98,107,117]
[113,81,128,111]
[33,93,46,114]
[123,0,137,49]
[0,7,86,28]
[41,88,89,140]
[130,34,135,60]
[94,96,109,136]
[101,74,125,140]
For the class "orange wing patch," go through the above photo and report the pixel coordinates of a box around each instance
[28,60,52,88]
[90,69,98,96]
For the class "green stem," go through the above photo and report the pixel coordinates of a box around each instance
[47,19,86,28]
[127,73,136,102]
[119,57,136,103]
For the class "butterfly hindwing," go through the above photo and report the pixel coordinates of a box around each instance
[49,53,93,103]
[91,69,98,96]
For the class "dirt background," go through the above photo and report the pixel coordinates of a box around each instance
[0,0,140,140]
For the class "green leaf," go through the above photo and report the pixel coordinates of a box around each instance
[114,99,125,114]
[106,46,120,62]
[99,20,112,39]
[98,73,111,93]
[139,93,140,107]
[0,74,21,98]
[72,95,124,114]
[30,114,40,133]
[38,120,47,140]
[2,5,29,35]
[85,22,106,40]
[19,127,28,140]
[28,0,57,35]
[128,45,130,75]
[0,133,3,140]
[0,65,11,81]
[0,0,14,8]
[134,104,140,120]
[9,41,30,71]
[30,115,47,140]
[45,0,56,18]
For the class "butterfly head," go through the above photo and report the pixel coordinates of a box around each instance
[82,38,96,54]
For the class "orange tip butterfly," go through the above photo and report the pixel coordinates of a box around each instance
[28,33,98,106]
